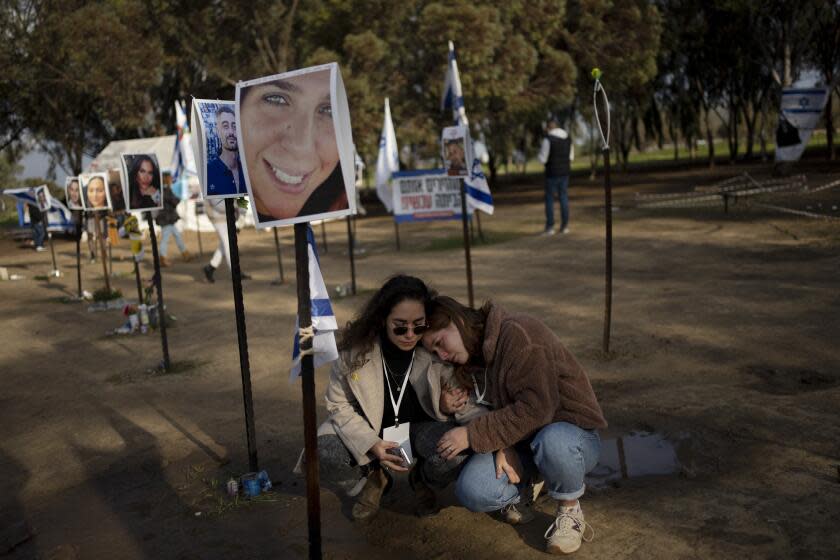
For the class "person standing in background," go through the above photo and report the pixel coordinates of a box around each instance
[537,120,574,236]
[201,198,249,283]
[27,188,45,252]
[156,180,192,267]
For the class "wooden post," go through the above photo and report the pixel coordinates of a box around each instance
[294,223,322,560]
[133,259,144,304]
[93,212,111,293]
[346,215,357,296]
[459,180,475,308]
[394,220,401,251]
[271,227,285,285]
[320,220,328,253]
[146,214,171,371]
[225,199,259,472]
[475,210,485,242]
[602,148,613,354]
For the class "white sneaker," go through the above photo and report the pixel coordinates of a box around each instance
[542,227,557,236]
[560,226,570,234]
[35,246,46,252]
[545,503,594,555]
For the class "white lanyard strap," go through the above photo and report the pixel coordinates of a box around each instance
[471,368,490,405]
[382,349,414,425]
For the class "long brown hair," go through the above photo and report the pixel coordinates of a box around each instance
[339,275,435,359]
[426,296,489,388]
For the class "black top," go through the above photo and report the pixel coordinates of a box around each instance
[378,334,432,436]
[29,204,43,223]
[546,135,572,177]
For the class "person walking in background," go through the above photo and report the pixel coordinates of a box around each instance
[156,182,192,267]
[537,119,574,235]
[27,188,45,252]
[202,197,249,283]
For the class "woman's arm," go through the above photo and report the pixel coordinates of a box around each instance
[324,360,381,464]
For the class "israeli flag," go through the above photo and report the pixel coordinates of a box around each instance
[171,100,198,185]
[375,98,400,212]
[290,225,339,380]
[441,41,494,214]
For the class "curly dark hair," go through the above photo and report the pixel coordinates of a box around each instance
[338,275,435,357]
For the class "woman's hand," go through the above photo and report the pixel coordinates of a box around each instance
[440,386,468,414]
[495,447,523,484]
[370,439,409,472]
[436,426,470,461]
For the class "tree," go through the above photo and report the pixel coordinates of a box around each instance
[807,1,840,160]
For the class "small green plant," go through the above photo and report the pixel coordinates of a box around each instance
[92,287,123,302]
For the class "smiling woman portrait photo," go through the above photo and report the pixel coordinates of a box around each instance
[238,65,351,226]
[82,174,110,210]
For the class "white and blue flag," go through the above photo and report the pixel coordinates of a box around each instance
[375,97,400,212]
[775,85,830,163]
[171,100,198,187]
[442,41,494,215]
[290,225,339,380]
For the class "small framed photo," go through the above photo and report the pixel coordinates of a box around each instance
[442,125,471,178]
[35,185,51,211]
[79,173,112,211]
[236,62,356,228]
[191,99,249,199]
[64,177,84,210]
[108,168,126,212]
[120,153,163,212]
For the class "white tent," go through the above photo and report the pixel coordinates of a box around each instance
[87,135,178,174]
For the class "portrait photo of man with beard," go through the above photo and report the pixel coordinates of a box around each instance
[205,103,247,198]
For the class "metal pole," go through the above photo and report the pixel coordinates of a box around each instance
[146,213,171,371]
[195,201,204,257]
[225,199,259,472]
[320,221,328,254]
[94,212,111,293]
[459,180,475,308]
[475,209,485,242]
[394,220,401,251]
[272,227,285,284]
[42,215,58,274]
[602,148,613,354]
[294,223,322,560]
[75,218,82,297]
[346,215,356,295]
[133,259,143,304]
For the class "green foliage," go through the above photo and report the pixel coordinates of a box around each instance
[93,287,123,302]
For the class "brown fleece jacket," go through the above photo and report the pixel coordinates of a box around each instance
[466,303,607,453]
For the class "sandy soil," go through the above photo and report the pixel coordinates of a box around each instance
[1,159,839,559]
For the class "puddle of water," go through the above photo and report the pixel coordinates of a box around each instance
[586,431,682,489]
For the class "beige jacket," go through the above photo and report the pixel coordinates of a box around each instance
[320,342,485,466]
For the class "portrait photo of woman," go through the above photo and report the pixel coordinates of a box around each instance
[81,173,111,211]
[237,63,355,227]
[122,154,162,211]
[36,186,51,211]
[64,177,84,210]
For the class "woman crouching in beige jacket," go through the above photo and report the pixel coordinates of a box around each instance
[318,275,484,521]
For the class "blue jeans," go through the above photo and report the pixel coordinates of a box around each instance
[544,175,569,230]
[159,224,185,257]
[455,422,600,512]
[32,221,45,248]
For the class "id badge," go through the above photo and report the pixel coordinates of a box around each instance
[382,422,413,464]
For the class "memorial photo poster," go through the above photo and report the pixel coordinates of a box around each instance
[108,168,126,212]
[442,125,471,178]
[236,62,356,228]
[79,172,112,211]
[120,153,163,212]
[64,177,84,210]
[35,185,51,211]
[192,99,249,199]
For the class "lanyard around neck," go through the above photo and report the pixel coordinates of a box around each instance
[381,348,414,426]
[471,368,491,405]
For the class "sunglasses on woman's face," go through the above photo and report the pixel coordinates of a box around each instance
[391,324,430,336]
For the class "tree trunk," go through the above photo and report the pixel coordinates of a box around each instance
[671,121,679,161]
[727,102,739,162]
[742,103,756,159]
[826,89,835,160]
[705,109,715,169]
[487,151,498,184]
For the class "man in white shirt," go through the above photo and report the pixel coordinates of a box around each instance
[537,120,574,235]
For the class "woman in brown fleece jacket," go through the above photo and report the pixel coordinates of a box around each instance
[422,296,607,556]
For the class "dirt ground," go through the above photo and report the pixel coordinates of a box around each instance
[1,159,839,559]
